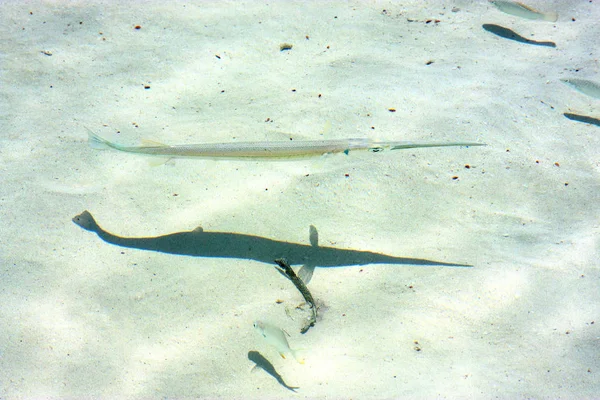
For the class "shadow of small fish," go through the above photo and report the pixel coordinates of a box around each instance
[563,113,600,127]
[248,351,299,392]
[482,24,556,47]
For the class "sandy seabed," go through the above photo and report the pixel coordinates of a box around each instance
[1,1,598,398]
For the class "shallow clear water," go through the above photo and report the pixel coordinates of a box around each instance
[1,1,598,398]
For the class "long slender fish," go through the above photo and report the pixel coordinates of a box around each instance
[489,0,558,22]
[87,130,484,160]
[561,78,600,100]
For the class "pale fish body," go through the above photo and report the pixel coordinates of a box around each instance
[253,321,304,364]
[87,130,484,160]
[490,1,558,22]
[561,78,600,100]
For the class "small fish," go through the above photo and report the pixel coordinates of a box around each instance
[86,129,484,160]
[482,24,556,47]
[560,79,600,100]
[253,321,304,364]
[248,351,299,392]
[489,1,558,22]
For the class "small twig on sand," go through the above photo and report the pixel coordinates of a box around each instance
[274,258,317,334]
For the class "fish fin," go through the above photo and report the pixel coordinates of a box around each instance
[141,138,167,147]
[320,120,332,137]
[307,152,334,171]
[86,128,114,150]
[309,225,318,247]
[292,349,306,364]
[250,365,261,373]
[147,157,172,167]
[298,265,315,285]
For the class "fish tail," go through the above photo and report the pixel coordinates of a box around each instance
[86,128,116,150]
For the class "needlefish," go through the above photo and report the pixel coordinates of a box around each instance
[87,130,484,160]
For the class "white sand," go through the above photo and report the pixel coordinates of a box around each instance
[1,1,598,398]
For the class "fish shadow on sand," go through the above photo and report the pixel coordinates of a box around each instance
[482,24,556,48]
[563,113,600,127]
[248,351,298,392]
[72,210,472,275]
